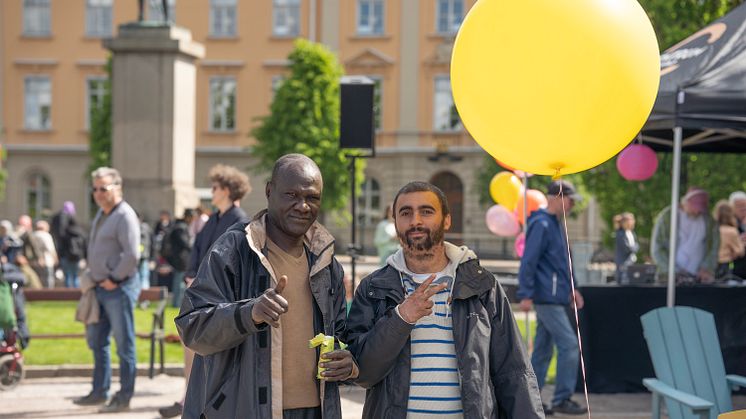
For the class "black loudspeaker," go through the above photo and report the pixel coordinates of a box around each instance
[340,76,375,150]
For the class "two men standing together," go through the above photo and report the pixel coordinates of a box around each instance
[176,154,547,418]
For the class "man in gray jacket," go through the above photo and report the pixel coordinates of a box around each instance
[73,167,141,413]
[176,154,356,419]
[346,181,544,418]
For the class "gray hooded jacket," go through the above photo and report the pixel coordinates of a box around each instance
[345,243,544,419]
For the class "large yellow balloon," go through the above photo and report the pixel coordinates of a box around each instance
[451,0,660,176]
[489,172,523,211]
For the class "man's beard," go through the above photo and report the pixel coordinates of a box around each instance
[398,221,445,253]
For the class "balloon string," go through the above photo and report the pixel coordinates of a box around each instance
[558,180,592,419]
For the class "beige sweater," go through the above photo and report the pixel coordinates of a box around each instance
[718,225,745,263]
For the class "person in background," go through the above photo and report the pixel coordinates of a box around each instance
[728,191,746,279]
[518,180,587,416]
[73,167,141,413]
[712,200,745,281]
[373,204,400,266]
[651,187,719,284]
[188,206,209,239]
[17,215,46,286]
[51,202,87,288]
[161,209,194,308]
[138,212,153,290]
[34,220,58,288]
[614,212,639,284]
[158,164,251,418]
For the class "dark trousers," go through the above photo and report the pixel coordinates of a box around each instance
[283,406,321,419]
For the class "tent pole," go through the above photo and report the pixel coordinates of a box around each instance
[667,126,683,307]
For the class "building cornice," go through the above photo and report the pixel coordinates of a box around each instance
[4,144,89,154]
[76,59,107,67]
[201,60,245,68]
[13,58,59,67]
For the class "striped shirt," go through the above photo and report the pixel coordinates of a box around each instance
[403,270,464,418]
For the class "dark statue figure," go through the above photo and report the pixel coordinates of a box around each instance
[138,0,170,23]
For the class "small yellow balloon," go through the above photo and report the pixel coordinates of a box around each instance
[451,0,660,175]
[489,172,523,211]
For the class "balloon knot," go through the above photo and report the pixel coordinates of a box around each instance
[552,169,562,181]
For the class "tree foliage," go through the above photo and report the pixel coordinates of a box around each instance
[251,39,365,214]
[640,0,743,49]
[88,58,112,174]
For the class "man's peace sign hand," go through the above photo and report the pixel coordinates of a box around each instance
[397,274,448,324]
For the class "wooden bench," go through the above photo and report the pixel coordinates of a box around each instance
[24,286,169,379]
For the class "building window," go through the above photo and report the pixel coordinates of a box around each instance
[357,178,381,227]
[433,76,461,131]
[271,75,285,99]
[209,77,236,132]
[23,0,51,36]
[357,0,384,36]
[24,76,52,131]
[210,0,236,37]
[436,0,463,34]
[86,77,108,130]
[149,0,176,23]
[273,0,300,37]
[26,173,51,220]
[86,0,113,37]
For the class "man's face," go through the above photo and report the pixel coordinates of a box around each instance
[92,175,120,210]
[394,191,451,252]
[733,199,746,222]
[266,164,322,239]
[683,198,705,217]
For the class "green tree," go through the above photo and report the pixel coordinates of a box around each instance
[251,39,365,214]
[640,0,743,49]
[88,58,112,173]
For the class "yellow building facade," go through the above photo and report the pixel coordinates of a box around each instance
[1,0,598,256]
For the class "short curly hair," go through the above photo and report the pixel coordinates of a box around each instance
[208,164,251,202]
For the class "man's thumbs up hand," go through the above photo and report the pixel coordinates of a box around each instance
[252,275,289,328]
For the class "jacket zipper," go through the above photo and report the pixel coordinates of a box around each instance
[552,273,557,296]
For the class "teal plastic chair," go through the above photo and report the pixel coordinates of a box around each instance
[641,306,746,419]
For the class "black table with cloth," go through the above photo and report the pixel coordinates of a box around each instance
[576,285,746,393]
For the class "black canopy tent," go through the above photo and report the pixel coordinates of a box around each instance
[639,2,746,306]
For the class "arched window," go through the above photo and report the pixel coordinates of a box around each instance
[26,172,51,219]
[430,171,463,244]
[357,178,381,227]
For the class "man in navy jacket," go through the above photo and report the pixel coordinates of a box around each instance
[517,180,587,416]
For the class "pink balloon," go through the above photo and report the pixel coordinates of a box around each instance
[485,205,520,237]
[514,232,526,258]
[616,144,658,181]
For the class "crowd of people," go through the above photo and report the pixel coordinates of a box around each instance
[611,187,746,285]
[12,154,746,418]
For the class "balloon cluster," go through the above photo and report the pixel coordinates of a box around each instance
[485,168,547,245]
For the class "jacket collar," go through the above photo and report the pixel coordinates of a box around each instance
[245,210,336,279]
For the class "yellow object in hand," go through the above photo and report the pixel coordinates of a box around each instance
[309,333,347,379]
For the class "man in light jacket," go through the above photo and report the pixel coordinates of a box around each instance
[346,181,544,418]
[176,154,356,419]
[73,167,141,413]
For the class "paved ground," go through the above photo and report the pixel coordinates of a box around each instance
[4,371,745,418]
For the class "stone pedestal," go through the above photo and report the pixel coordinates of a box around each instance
[105,24,204,221]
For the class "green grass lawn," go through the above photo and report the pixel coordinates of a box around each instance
[23,301,184,365]
[23,301,557,383]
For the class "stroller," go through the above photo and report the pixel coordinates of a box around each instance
[0,263,27,390]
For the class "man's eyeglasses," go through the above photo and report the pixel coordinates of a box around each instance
[91,184,118,193]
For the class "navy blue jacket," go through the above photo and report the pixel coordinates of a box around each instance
[517,209,572,305]
[186,205,248,278]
